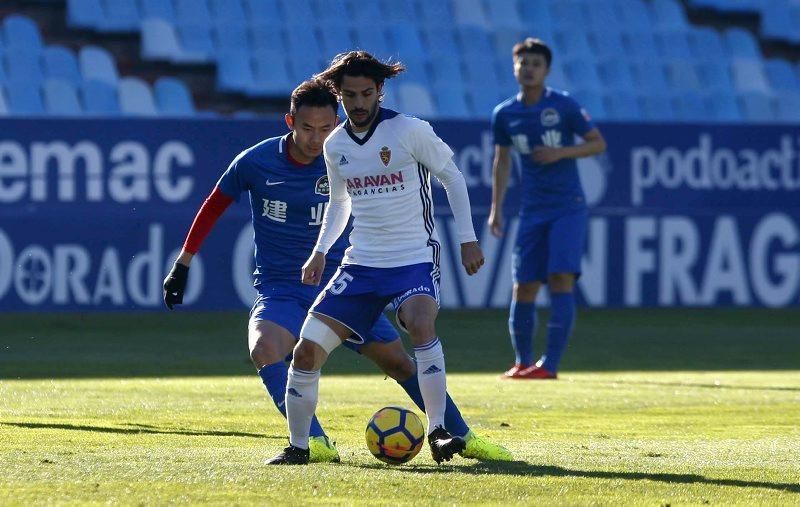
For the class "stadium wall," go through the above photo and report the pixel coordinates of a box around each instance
[1,119,799,311]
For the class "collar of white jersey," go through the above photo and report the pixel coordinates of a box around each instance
[343,107,399,145]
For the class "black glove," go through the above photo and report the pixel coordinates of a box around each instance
[163,263,189,310]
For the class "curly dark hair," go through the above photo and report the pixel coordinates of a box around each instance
[315,51,405,93]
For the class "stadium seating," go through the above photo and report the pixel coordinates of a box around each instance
[2,1,798,121]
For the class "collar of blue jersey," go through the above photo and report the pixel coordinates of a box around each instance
[516,87,552,105]
[343,107,390,145]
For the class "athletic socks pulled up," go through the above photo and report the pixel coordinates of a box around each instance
[258,361,326,437]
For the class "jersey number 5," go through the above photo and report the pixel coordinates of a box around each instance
[329,272,354,295]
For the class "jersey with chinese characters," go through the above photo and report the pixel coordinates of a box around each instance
[217,134,347,286]
[323,108,454,268]
[492,88,595,216]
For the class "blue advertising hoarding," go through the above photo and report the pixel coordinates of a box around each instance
[1,118,798,311]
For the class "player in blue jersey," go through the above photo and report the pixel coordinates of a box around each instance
[163,79,511,463]
[489,38,607,380]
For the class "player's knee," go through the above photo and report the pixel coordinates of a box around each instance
[249,335,289,367]
[513,282,539,302]
[402,314,435,339]
[291,340,320,370]
[548,273,575,292]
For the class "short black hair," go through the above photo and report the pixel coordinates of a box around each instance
[315,51,405,92]
[289,78,338,116]
[513,37,552,67]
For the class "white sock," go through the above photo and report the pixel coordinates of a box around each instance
[413,338,447,435]
[285,365,320,450]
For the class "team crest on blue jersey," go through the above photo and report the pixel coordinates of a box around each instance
[541,108,560,127]
[315,175,330,195]
[379,146,391,166]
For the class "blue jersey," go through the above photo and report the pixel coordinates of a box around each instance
[492,88,595,216]
[217,134,348,287]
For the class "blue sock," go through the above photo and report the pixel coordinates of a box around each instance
[258,361,325,438]
[508,300,536,366]
[398,374,470,438]
[541,292,575,373]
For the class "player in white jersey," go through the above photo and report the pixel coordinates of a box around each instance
[267,51,485,465]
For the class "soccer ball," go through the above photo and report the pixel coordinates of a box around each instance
[365,406,425,464]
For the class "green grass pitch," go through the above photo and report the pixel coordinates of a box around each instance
[1,309,799,504]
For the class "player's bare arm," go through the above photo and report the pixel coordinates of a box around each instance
[488,145,512,237]
[532,128,607,165]
[301,251,326,286]
[460,241,485,276]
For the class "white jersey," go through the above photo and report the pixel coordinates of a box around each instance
[318,108,476,268]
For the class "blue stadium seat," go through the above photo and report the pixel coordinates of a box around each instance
[140,18,181,61]
[640,94,676,121]
[216,50,256,93]
[6,51,45,85]
[518,1,553,28]
[210,0,247,23]
[287,54,325,82]
[397,82,436,119]
[395,56,431,88]
[632,61,670,94]
[2,15,44,51]
[314,0,349,22]
[286,25,324,61]
[689,27,726,61]
[175,23,215,63]
[738,92,774,122]
[598,61,635,92]
[586,2,622,33]
[550,1,587,28]
[467,85,502,118]
[649,0,689,31]
[774,92,800,122]
[656,31,694,59]
[42,79,82,115]
[492,29,526,60]
[250,24,287,52]
[251,53,293,96]
[556,30,593,59]
[4,81,45,115]
[244,0,281,23]
[671,91,710,121]
[380,0,416,23]
[697,61,735,92]
[723,28,759,58]
[214,21,250,54]
[432,86,470,119]
[0,87,8,116]
[42,45,81,85]
[154,77,195,116]
[80,79,119,114]
[484,0,524,31]
[451,0,490,29]
[140,0,176,22]
[118,77,158,116]
[564,59,603,91]
[67,0,103,30]
[665,60,701,91]
[99,0,141,32]
[415,0,454,29]
[604,92,642,120]
[570,88,607,120]
[764,59,799,90]
[387,24,425,59]
[623,31,660,61]
[317,23,353,60]
[706,91,742,121]
[730,58,770,93]
[618,1,653,30]
[430,56,464,89]
[422,26,459,56]
[0,50,7,82]
[591,31,626,59]
[352,26,391,59]
[346,0,384,24]
[462,55,499,90]
[278,0,315,25]
[546,63,573,91]
[760,1,796,43]
[456,26,494,58]
[79,45,119,84]
[175,0,212,26]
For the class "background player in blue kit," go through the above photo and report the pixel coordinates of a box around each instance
[163,79,510,463]
[489,38,607,380]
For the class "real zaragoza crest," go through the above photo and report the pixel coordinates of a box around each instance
[379,146,391,167]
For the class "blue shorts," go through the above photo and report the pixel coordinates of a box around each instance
[249,282,399,353]
[310,262,439,344]
[513,208,587,284]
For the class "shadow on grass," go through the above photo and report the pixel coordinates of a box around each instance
[357,461,800,494]
[0,421,278,439]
